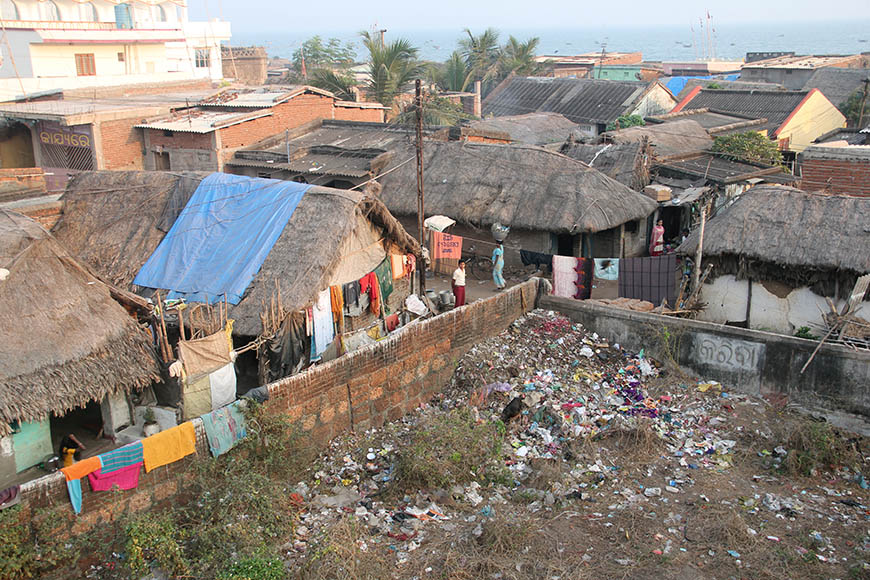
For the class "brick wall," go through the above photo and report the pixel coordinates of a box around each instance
[14,279,539,537]
[799,158,870,196]
[146,129,214,150]
[99,117,146,170]
[219,94,336,151]
[266,280,539,444]
[333,105,385,123]
[0,167,45,203]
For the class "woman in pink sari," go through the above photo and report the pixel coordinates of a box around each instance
[650,219,665,256]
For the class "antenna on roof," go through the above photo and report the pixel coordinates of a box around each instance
[186,98,192,127]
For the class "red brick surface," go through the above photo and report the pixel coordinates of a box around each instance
[800,159,870,196]
[100,117,146,170]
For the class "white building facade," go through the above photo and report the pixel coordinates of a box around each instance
[0,0,230,98]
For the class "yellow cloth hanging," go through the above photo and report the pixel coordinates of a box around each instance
[142,422,196,472]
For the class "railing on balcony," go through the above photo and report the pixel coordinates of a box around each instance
[0,20,116,30]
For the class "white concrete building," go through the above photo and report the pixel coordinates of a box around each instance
[0,0,230,99]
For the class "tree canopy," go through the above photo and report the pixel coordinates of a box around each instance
[712,131,784,166]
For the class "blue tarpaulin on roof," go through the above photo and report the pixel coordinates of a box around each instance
[665,74,740,98]
[134,173,311,304]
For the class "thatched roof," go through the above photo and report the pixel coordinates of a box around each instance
[463,113,578,145]
[53,171,208,287]
[52,172,418,336]
[678,185,870,274]
[377,141,657,234]
[600,119,713,159]
[0,210,160,433]
[559,140,650,191]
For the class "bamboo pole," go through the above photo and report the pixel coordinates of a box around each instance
[177,305,186,341]
[692,203,707,293]
[154,291,171,362]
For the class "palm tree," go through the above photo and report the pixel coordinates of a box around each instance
[308,68,356,102]
[458,28,502,92]
[361,31,421,109]
[443,51,469,92]
[500,36,541,77]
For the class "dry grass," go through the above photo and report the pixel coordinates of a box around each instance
[297,517,393,580]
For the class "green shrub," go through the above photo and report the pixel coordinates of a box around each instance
[794,326,820,340]
[219,554,284,580]
[397,407,508,488]
[124,512,188,577]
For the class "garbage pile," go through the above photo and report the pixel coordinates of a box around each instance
[282,310,868,576]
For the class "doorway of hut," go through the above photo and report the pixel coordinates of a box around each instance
[50,401,114,464]
[658,206,683,245]
[554,233,576,257]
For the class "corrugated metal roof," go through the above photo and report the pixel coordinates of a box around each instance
[802,68,870,107]
[657,153,796,185]
[680,89,810,133]
[483,77,652,125]
[198,86,333,108]
[135,110,271,133]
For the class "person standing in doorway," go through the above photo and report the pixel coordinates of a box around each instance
[452,260,466,307]
[492,243,505,290]
[650,219,665,256]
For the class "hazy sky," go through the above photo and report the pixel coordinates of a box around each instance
[190,0,870,34]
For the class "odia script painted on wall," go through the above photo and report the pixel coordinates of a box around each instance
[691,333,765,373]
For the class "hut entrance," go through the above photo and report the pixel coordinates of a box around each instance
[50,401,114,464]
[555,233,576,257]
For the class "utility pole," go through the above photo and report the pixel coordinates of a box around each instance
[415,79,426,299]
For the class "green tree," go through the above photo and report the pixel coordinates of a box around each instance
[459,28,502,92]
[394,94,472,126]
[605,114,645,132]
[360,31,421,109]
[308,68,355,101]
[839,85,869,128]
[442,51,469,92]
[291,36,356,78]
[500,36,542,77]
[712,131,784,166]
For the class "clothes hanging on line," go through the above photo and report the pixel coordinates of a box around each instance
[312,288,335,357]
[552,255,578,298]
[618,255,677,308]
[390,254,405,280]
[594,258,620,281]
[573,258,594,300]
[142,422,196,473]
[520,250,553,272]
[342,280,361,309]
[201,401,247,457]
[87,462,142,492]
[97,441,143,474]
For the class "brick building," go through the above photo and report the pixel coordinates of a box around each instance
[136,86,387,171]
[798,145,870,196]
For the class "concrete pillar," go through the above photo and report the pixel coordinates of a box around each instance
[473,81,482,117]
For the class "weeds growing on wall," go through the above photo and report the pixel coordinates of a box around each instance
[0,505,80,580]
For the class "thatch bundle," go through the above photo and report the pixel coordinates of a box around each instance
[377,141,657,234]
[601,119,713,159]
[0,210,160,434]
[678,186,870,297]
[53,171,207,287]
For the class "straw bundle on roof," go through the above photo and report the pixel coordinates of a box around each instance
[560,140,651,191]
[377,141,657,234]
[0,210,160,434]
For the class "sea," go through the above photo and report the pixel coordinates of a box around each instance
[231,20,870,63]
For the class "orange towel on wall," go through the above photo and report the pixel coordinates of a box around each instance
[142,422,197,472]
[60,456,101,481]
[390,254,405,280]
